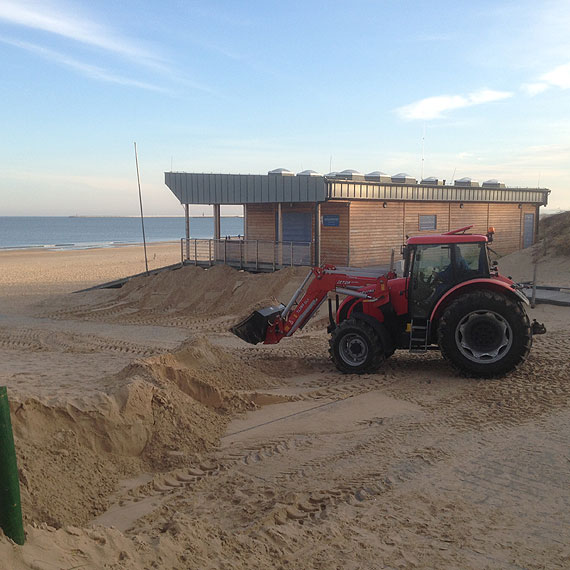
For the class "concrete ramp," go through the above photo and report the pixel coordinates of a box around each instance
[522,285,570,307]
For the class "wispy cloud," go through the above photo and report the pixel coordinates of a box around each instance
[521,82,550,96]
[542,62,570,88]
[0,1,217,94]
[523,61,570,95]
[0,0,163,69]
[0,36,169,93]
[396,89,513,120]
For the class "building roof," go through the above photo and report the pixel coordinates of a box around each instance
[164,171,550,206]
[165,172,327,204]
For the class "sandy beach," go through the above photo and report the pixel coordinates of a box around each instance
[0,242,182,301]
[0,242,569,569]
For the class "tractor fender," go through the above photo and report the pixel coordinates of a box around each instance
[349,311,394,354]
[430,278,529,323]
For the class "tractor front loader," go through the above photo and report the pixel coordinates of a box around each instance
[231,226,546,377]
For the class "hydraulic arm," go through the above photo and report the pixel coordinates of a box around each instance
[231,264,389,345]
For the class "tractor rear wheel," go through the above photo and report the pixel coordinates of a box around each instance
[437,290,531,378]
[329,318,385,374]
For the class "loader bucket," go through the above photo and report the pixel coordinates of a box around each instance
[230,304,285,345]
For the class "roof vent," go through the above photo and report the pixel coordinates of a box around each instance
[391,172,417,184]
[482,179,506,188]
[335,169,365,180]
[454,177,480,187]
[421,176,443,185]
[297,169,322,176]
[268,168,294,176]
[365,171,391,183]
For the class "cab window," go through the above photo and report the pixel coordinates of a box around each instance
[455,242,489,277]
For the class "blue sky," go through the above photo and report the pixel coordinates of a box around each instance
[0,0,568,216]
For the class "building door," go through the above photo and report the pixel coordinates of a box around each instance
[281,212,312,264]
[523,213,535,249]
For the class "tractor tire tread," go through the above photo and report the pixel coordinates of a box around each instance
[329,317,385,374]
[437,290,531,378]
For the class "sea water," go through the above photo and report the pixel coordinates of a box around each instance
[0,216,244,251]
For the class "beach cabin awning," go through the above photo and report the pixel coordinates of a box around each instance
[165,172,327,205]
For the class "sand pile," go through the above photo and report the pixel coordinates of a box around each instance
[114,264,308,316]
[39,265,317,329]
[496,212,570,288]
[8,336,279,528]
[496,248,570,287]
[540,210,570,256]
[41,262,333,335]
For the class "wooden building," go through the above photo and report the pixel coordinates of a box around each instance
[165,169,549,268]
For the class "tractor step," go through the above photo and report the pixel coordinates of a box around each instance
[409,318,430,353]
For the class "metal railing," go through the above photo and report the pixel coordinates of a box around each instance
[180,238,313,270]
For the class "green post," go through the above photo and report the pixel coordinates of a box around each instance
[0,386,25,545]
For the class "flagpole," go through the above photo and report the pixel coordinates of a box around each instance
[134,142,149,275]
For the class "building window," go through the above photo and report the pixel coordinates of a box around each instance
[419,214,437,231]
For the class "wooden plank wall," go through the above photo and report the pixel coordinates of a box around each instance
[489,203,525,255]
[449,203,489,235]
[348,200,534,266]
[245,204,276,241]
[320,201,350,265]
[244,200,538,267]
[349,201,405,266]
[404,202,450,237]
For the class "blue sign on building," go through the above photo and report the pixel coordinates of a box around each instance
[322,215,340,227]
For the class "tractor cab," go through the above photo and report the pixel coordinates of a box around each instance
[404,228,490,319]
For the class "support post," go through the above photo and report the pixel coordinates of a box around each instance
[531,252,538,309]
[314,202,321,266]
[0,386,25,545]
[213,204,221,240]
[213,204,221,263]
[184,204,190,261]
[277,203,283,267]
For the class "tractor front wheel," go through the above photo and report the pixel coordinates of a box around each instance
[437,291,531,377]
[329,318,385,374]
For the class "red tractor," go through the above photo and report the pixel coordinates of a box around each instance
[232,226,546,377]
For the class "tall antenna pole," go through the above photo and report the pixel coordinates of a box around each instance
[421,123,425,180]
[134,142,149,275]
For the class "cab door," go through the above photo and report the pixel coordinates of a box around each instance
[408,244,452,318]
